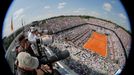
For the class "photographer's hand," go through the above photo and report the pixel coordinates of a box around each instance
[40,64,52,73]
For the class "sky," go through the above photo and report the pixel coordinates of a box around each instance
[2,0,131,38]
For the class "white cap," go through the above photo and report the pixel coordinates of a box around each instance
[30,27,36,32]
[17,52,39,69]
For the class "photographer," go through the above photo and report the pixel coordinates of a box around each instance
[17,35,36,57]
[15,52,52,75]
[27,27,41,56]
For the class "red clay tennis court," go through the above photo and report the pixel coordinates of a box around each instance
[83,32,107,57]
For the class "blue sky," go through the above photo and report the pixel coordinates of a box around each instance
[2,0,131,37]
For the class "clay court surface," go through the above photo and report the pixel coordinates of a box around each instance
[83,32,107,57]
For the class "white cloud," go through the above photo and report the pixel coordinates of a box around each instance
[47,13,56,17]
[104,12,108,15]
[13,8,24,20]
[44,6,50,9]
[58,2,66,9]
[103,3,112,12]
[87,11,100,18]
[73,8,85,13]
[119,13,126,19]
[72,8,100,18]
[90,11,100,17]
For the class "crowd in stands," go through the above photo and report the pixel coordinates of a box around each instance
[86,18,115,30]
[57,27,92,47]
[44,17,86,33]
[46,17,131,75]
[52,39,119,75]
[115,28,131,55]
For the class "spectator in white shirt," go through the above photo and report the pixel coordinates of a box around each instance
[28,27,39,44]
